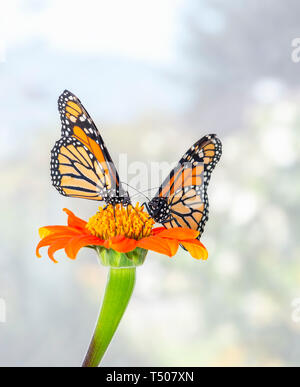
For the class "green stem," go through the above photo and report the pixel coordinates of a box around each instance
[82,267,136,367]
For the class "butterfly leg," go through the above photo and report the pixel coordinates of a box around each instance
[142,201,150,213]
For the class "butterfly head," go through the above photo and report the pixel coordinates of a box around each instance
[147,197,170,223]
[105,189,131,206]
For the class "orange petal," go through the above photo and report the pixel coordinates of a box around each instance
[47,238,72,263]
[36,234,73,258]
[163,238,179,256]
[137,236,179,257]
[38,225,81,239]
[65,235,104,259]
[110,236,137,253]
[39,227,53,239]
[104,239,112,249]
[181,240,208,260]
[157,227,199,240]
[151,227,166,236]
[63,208,87,230]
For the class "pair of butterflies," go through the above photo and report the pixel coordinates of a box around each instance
[51,90,222,240]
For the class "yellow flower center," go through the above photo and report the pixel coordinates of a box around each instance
[86,203,155,240]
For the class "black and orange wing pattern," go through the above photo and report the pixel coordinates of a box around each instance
[148,134,222,237]
[51,90,128,204]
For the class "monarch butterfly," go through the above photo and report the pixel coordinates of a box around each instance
[146,134,222,239]
[50,90,130,205]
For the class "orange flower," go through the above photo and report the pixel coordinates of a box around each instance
[36,204,208,263]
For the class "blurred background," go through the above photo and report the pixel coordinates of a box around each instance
[1,0,300,366]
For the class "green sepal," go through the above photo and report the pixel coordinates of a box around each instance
[96,246,148,268]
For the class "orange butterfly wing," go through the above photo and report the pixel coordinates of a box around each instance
[151,134,222,237]
[51,90,127,203]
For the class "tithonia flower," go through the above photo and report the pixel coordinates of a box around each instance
[36,203,208,263]
[36,203,208,367]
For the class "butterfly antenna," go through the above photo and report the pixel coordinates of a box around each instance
[130,186,161,200]
[121,182,150,201]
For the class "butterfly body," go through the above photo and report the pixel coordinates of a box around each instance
[147,134,222,238]
[146,197,170,223]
